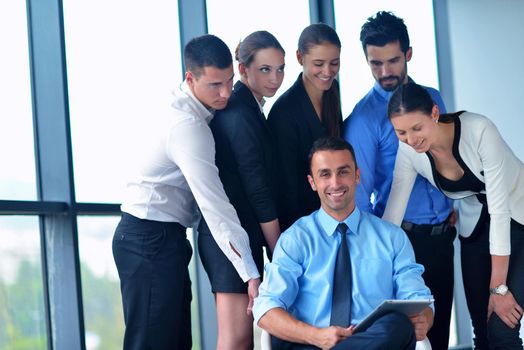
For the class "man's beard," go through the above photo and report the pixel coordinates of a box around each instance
[379,76,401,91]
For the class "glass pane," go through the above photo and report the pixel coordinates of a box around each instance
[0,216,47,349]
[334,0,440,117]
[0,2,37,200]
[77,216,123,350]
[63,1,182,203]
[77,217,201,350]
[206,0,310,111]
[186,228,202,350]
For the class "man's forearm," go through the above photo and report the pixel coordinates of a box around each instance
[258,308,318,345]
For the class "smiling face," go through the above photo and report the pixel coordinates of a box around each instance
[186,65,234,110]
[390,105,440,152]
[365,40,411,91]
[298,43,341,94]
[308,149,360,221]
[241,47,285,102]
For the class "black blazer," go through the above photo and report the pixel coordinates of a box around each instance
[268,74,340,231]
[210,81,278,247]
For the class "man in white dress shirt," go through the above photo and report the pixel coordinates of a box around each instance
[112,34,261,350]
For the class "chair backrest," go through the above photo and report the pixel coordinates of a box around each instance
[260,328,272,350]
[416,336,432,350]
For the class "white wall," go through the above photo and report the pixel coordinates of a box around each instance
[435,1,524,345]
[438,0,524,160]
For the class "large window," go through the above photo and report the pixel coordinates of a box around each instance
[63,0,183,204]
[206,0,310,111]
[0,1,37,200]
[0,217,47,349]
[77,216,123,350]
[62,1,205,348]
[1,1,488,348]
[77,217,202,350]
[334,0,439,117]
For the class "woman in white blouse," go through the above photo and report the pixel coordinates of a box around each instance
[383,82,524,349]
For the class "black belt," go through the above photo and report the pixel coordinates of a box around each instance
[401,219,449,236]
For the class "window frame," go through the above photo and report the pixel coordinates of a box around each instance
[1,0,471,348]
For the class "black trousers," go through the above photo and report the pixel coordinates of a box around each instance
[112,213,193,350]
[461,218,524,350]
[271,312,416,350]
[404,225,456,350]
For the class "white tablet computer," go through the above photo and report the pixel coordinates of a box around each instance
[353,299,433,333]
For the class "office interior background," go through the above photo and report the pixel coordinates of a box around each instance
[1,0,523,349]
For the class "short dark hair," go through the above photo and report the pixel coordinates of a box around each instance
[183,34,232,78]
[308,136,358,173]
[235,31,285,67]
[360,11,410,55]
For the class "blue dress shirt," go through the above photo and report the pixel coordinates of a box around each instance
[253,207,433,327]
[342,80,452,224]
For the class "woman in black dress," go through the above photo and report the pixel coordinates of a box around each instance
[198,31,285,349]
[268,23,342,231]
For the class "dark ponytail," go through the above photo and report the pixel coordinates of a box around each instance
[388,82,454,123]
[322,80,342,137]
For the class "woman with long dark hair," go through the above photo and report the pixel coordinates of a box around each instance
[268,23,342,231]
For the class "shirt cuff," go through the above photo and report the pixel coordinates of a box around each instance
[253,299,285,326]
[234,252,261,282]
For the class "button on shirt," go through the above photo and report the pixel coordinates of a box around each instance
[253,207,432,327]
[121,81,259,282]
[343,80,452,224]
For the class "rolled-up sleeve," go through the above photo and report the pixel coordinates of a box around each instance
[253,232,303,324]
[391,226,434,311]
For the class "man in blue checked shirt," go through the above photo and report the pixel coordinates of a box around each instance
[342,11,455,350]
[253,137,433,350]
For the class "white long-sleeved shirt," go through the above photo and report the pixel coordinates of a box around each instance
[121,81,260,281]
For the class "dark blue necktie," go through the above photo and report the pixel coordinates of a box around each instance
[330,223,351,327]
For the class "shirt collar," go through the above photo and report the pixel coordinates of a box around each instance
[254,94,265,114]
[177,81,215,123]
[372,81,394,102]
[317,207,361,237]
[234,80,265,114]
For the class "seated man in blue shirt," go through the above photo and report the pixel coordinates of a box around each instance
[253,137,433,349]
